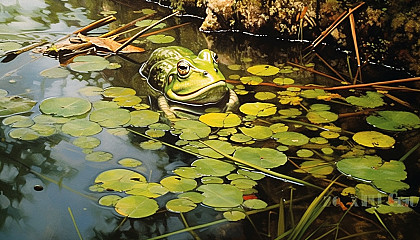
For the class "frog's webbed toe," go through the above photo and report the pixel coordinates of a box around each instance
[225,89,239,112]
[157,95,176,119]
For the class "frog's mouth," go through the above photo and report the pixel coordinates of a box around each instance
[166,81,228,105]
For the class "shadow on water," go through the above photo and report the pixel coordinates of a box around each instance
[0,0,419,239]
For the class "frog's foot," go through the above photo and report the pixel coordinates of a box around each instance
[225,89,239,112]
[157,95,177,119]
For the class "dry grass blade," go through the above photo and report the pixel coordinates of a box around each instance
[100,13,155,38]
[287,61,343,83]
[349,13,362,84]
[315,53,349,83]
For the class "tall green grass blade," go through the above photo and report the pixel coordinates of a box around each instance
[68,207,83,240]
[373,209,397,240]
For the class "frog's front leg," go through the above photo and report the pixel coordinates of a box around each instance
[225,89,239,112]
[157,95,176,119]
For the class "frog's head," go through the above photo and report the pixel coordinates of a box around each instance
[164,49,228,105]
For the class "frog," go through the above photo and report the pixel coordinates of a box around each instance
[139,46,238,118]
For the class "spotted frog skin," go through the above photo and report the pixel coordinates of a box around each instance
[140,46,238,118]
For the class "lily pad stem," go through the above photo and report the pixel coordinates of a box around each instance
[399,142,420,162]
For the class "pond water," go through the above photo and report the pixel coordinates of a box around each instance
[1,0,419,240]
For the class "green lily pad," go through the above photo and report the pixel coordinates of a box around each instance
[345,91,385,108]
[98,195,121,207]
[146,34,175,44]
[300,89,327,99]
[254,92,277,100]
[294,160,334,178]
[197,140,235,158]
[192,158,236,176]
[231,178,257,189]
[199,112,241,128]
[352,131,395,148]
[337,156,407,192]
[197,184,243,208]
[230,133,253,143]
[129,110,160,127]
[33,114,69,124]
[366,203,413,215]
[140,140,162,150]
[243,199,268,209]
[136,19,166,28]
[115,196,159,218]
[85,151,113,162]
[174,167,202,179]
[73,136,100,149]
[160,176,197,193]
[118,158,143,167]
[306,111,338,124]
[166,198,197,213]
[79,86,104,97]
[40,66,70,78]
[237,169,265,180]
[355,184,387,202]
[178,192,205,203]
[9,128,40,140]
[269,123,289,133]
[273,77,294,85]
[0,42,22,52]
[31,124,57,136]
[40,97,91,117]
[3,115,34,128]
[223,211,246,221]
[0,94,36,117]
[173,120,211,140]
[372,180,409,193]
[247,64,279,76]
[103,87,136,98]
[239,125,272,140]
[62,119,102,136]
[296,149,314,158]
[273,131,309,146]
[228,64,242,70]
[240,76,263,85]
[89,108,131,128]
[233,147,287,168]
[239,102,277,117]
[278,108,302,117]
[113,95,142,107]
[126,183,168,198]
[69,55,110,72]
[366,111,420,131]
[201,176,224,184]
[145,129,165,138]
[94,169,146,192]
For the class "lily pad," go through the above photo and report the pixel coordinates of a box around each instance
[239,125,272,140]
[197,140,236,158]
[146,34,175,44]
[173,120,211,140]
[306,111,338,124]
[345,91,385,108]
[166,198,197,213]
[85,151,113,162]
[273,131,309,146]
[9,128,40,140]
[103,87,136,98]
[73,136,100,149]
[337,156,407,192]
[118,158,143,167]
[239,102,277,117]
[192,158,236,176]
[366,203,413,215]
[0,94,36,117]
[278,108,302,117]
[230,133,253,143]
[3,115,34,128]
[129,110,160,127]
[199,112,241,128]
[89,108,131,128]
[94,169,146,192]
[174,167,202,179]
[366,111,420,131]
[62,119,102,137]
[178,192,205,203]
[240,76,263,85]
[352,131,395,148]
[40,66,70,78]
[40,97,91,117]
[243,199,268,209]
[140,140,162,150]
[197,184,243,208]
[300,89,327,99]
[294,160,334,178]
[136,19,166,28]
[160,176,197,193]
[223,211,246,221]
[273,77,294,85]
[31,124,57,136]
[69,55,110,72]
[126,183,168,198]
[233,147,287,168]
[254,92,277,100]
[0,42,22,52]
[98,195,121,207]
[115,196,159,218]
[79,86,104,97]
[247,64,279,76]
[113,95,142,107]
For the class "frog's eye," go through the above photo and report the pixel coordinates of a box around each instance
[177,60,190,78]
[212,53,219,64]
